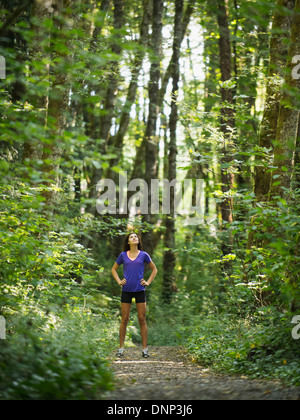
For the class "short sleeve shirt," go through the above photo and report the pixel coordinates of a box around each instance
[116,251,152,292]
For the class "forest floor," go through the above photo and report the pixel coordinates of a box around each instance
[104,346,299,400]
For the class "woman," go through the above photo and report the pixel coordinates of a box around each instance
[111,232,158,358]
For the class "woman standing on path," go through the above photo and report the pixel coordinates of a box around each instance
[111,232,158,358]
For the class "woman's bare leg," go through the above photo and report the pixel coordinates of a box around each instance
[136,302,147,349]
[120,303,131,348]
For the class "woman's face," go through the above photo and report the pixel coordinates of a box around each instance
[128,233,139,246]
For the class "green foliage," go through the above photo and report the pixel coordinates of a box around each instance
[0,182,119,400]
[0,311,116,400]
[182,310,300,386]
[228,192,300,312]
[0,186,94,311]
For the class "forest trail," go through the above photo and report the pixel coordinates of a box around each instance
[104,346,299,400]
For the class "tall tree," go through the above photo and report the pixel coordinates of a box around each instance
[100,0,124,148]
[158,0,196,108]
[41,0,72,209]
[270,0,300,198]
[292,117,300,189]
[162,0,184,303]
[87,0,124,205]
[142,0,164,255]
[105,0,152,179]
[216,0,235,261]
[254,0,296,202]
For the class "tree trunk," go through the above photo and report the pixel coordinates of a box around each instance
[100,0,124,147]
[162,0,184,303]
[88,0,124,204]
[158,0,196,108]
[142,0,164,255]
[216,0,235,266]
[90,0,112,51]
[254,0,296,202]
[41,0,71,210]
[270,0,300,198]
[105,0,151,179]
[23,0,50,164]
[292,116,300,189]
[217,0,234,221]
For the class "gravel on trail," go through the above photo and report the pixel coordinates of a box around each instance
[104,346,299,401]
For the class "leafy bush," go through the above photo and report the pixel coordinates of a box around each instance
[0,184,120,400]
[182,310,300,386]
[0,311,117,400]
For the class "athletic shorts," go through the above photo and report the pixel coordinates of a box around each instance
[121,291,146,304]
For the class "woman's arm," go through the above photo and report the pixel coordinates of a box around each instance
[140,261,158,287]
[111,262,127,286]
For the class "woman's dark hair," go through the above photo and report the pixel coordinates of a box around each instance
[123,232,143,252]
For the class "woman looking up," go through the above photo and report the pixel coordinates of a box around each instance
[111,232,158,358]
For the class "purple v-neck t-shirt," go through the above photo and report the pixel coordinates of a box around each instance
[116,251,152,292]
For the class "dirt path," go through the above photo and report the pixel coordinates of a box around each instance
[104,346,299,400]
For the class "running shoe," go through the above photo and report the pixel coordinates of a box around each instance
[117,348,125,357]
[142,348,149,358]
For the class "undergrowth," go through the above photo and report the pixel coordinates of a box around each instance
[0,307,118,400]
[138,291,300,387]
[181,309,300,386]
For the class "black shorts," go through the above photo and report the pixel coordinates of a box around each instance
[121,291,146,304]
